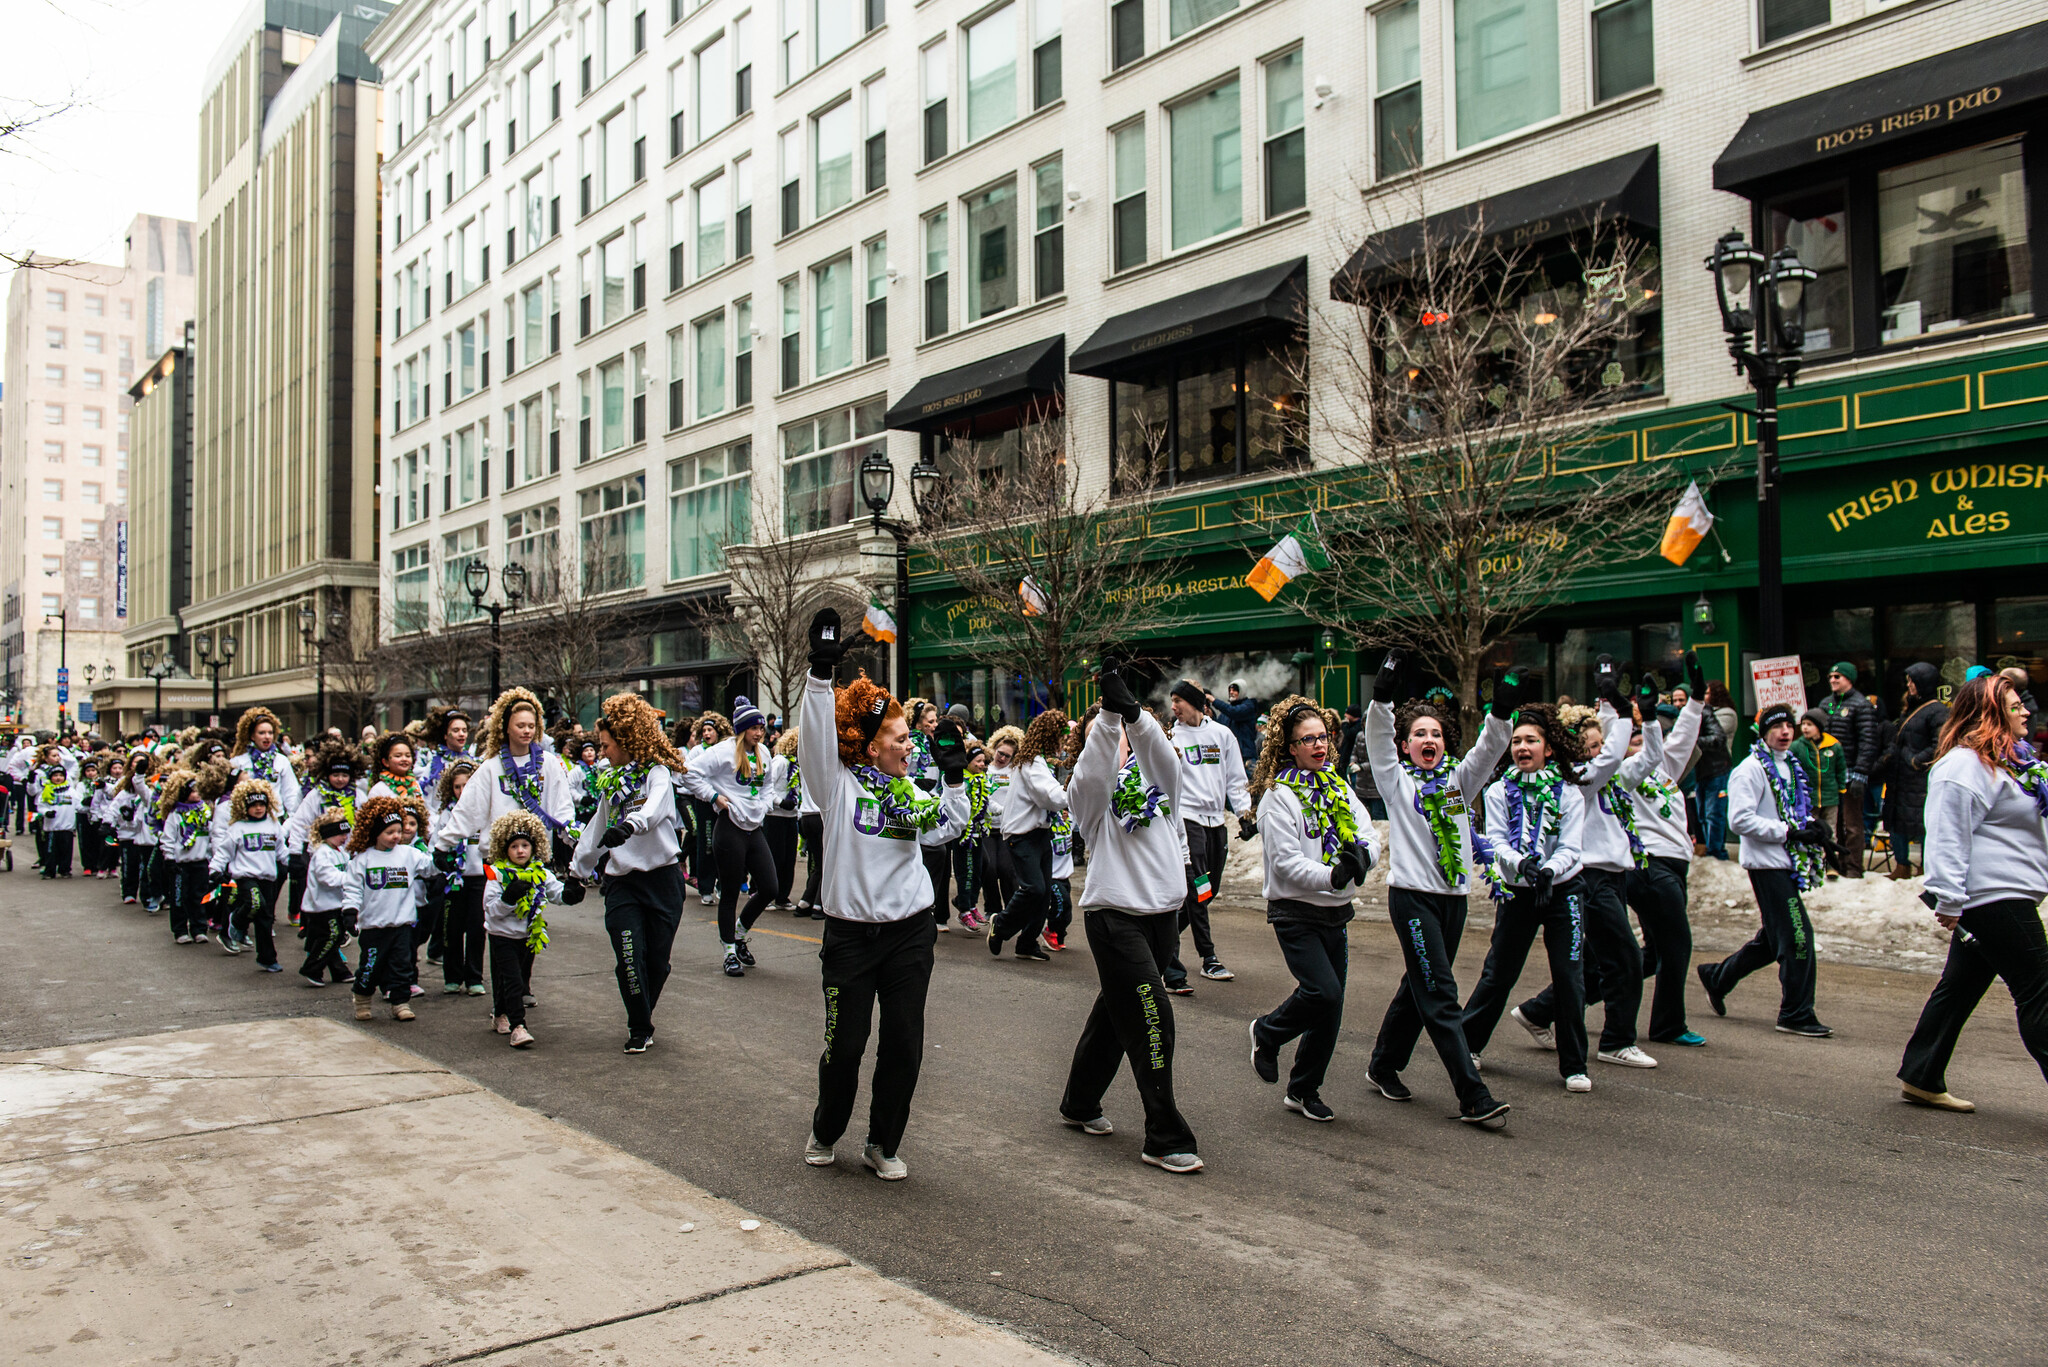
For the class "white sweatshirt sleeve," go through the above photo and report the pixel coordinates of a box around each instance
[1728,759,1786,844]
[1222,729,1252,818]
[1067,711,1121,838]
[1618,714,1663,788]
[1453,714,1512,803]
[1544,787,1586,882]
[1581,710,1632,789]
[1921,764,1990,916]
[434,761,494,852]
[1655,701,1705,785]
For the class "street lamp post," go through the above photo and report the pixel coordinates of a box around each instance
[1706,232,1816,659]
[43,607,68,735]
[299,604,345,735]
[859,450,913,696]
[464,560,529,701]
[143,648,176,730]
[194,629,240,723]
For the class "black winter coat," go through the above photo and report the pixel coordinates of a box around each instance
[1882,662,1948,842]
[1818,686,1880,778]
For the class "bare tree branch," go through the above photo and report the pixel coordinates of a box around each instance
[718,483,875,718]
[501,521,654,726]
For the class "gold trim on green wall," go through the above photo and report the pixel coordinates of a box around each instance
[1978,358,2048,412]
[1853,374,1971,429]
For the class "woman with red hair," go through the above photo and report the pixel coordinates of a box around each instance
[796,608,970,1180]
[1896,673,2048,1111]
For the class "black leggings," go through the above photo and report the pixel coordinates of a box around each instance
[442,880,487,987]
[232,877,281,966]
[998,828,1054,946]
[691,799,720,897]
[714,813,776,943]
[766,816,799,904]
[120,839,149,899]
[490,933,537,1027]
[978,832,1016,921]
[922,844,953,924]
[798,812,824,907]
[299,910,351,982]
[1463,881,1590,1078]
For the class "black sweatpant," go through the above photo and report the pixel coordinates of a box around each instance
[713,815,776,943]
[1369,888,1489,1107]
[690,798,720,899]
[164,859,208,939]
[798,812,825,907]
[489,933,537,1028]
[1701,868,1821,1028]
[231,876,281,967]
[813,911,937,1157]
[422,879,447,962]
[1516,867,1642,1052]
[1060,908,1196,1155]
[442,880,487,987]
[950,835,979,913]
[287,851,308,923]
[997,828,1054,948]
[1167,819,1228,986]
[1627,855,1695,1041]
[1464,881,1589,1079]
[1899,897,2048,1094]
[120,839,149,900]
[353,923,417,1004]
[604,863,683,1037]
[766,816,799,905]
[41,828,73,877]
[922,843,953,925]
[1256,918,1350,1098]
[977,831,1015,921]
[299,910,351,982]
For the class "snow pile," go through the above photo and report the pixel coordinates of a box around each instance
[1220,820,1393,901]
[1685,856,1952,969]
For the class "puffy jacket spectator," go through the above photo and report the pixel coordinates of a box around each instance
[1818,661,1880,780]
[1881,661,1949,878]
[1211,683,1263,765]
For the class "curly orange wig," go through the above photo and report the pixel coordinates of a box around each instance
[834,676,904,768]
[597,692,686,768]
[347,795,407,854]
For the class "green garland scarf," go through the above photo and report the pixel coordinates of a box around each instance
[1274,765,1359,863]
[1400,758,1469,888]
[850,764,949,832]
[1751,740,1825,891]
[492,860,553,952]
[1110,758,1171,832]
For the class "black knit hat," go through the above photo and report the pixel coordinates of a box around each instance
[1757,702,1797,731]
[1170,680,1207,712]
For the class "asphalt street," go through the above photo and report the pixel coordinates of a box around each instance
[4,865,2044,1366]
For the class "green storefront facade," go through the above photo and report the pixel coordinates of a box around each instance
[904,340,2048,727]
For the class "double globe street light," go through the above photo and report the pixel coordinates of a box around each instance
[194,629,239,722]
[464,560,529,701]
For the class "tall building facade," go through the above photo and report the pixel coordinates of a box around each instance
[172,0,390,739]
[369,0,2048,727]
[2,215,196,733]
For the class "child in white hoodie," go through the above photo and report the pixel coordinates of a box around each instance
[484,810,562,1049]
[345,796,433,1021]
[210,780,284,970]
[298,809,355,987]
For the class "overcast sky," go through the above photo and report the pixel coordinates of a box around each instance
[1,0,240,370]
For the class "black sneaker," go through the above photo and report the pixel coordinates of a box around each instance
[734,938,756,967]
[723,949,746,977]
[1165,982,1195,996]
[1365,1064,1413,1102]
[1697,963,1728,1017]
[1459,1096,1511,1128]
[1249,1018,1278,1084]
[987,925,1006,956]
[1284,1093,1335,1122]
[623,1035,650,1054]
[1013,942,1050,962]
[1775,1021,1834,1038]
[1200,958,1235,981]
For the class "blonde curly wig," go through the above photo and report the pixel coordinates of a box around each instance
[773,727,800,759]
[153,769,199,821]
[479,687,546,759]
[985,725,1025,761]
[195,757,237,805]
[228,779,279,823]
[231,707,283,756]
[488,810,552,863]
[1249,695,1340,804]
[346,795,406,854]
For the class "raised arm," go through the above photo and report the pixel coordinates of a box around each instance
[1581,710,1632,789]
[1068,711,1123,837]
[1653,700,1705,785]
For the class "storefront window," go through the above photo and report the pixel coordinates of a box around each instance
[1767,186,1851,356]
[1109,332,1307,492]
[1995,597,2048,712]
[1878,137,2031,343]
[1885,601,1976,702]
[932,404,1060,516]
[1112,369,1171,489]
[1795,606,1875,701]
[1175,346,1237,485]
[1244,343,1307,474]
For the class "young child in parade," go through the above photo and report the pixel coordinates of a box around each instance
[299,808,355,987]
[766,729,804,912]
[435,760,488,995]
[210,780,284,969]
[157,769,214,943]
[119,749,159,907]
[485,810,563,1049]
[345,796,433,1021]
[36,758,83,879]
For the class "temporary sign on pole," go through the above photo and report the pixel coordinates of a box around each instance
[1749,655,1806,715]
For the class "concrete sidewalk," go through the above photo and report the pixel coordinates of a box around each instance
[0,1018,1074,1366]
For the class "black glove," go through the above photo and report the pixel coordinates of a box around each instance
[1489,667,1521,720]
[1330,844,1367,891]
[559,877,587,905]
[1683,648,1706,700]
[1534,867,1555,905]
[429,873,450,899]
[1097,658,1142,723]
[1594,654,1623,708]
[1237,811,1258,842]
[600,824,630,848]
[1350,838,1375,877]
[807,607,847,679]
[1372,650,1404,704]
[434,846,463,873]
[1637,671,1662,715]
[288,851,308,878]
[1515,853,1542,885]
[1788,819,1830,847]
[931,719,970,783]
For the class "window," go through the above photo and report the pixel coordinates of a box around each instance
[814,253,853,374]
[859,79,888,197]
[600,356,628,451]
[45,365,64,385]
[602,233,629,325]
[782,399,885,533]
[521,395,549,482]
[814,99,854,216]
[1112,120,1146,270]
[602,109,632,202]
[41,519,63,540]
[1765,187,1850,355]
[393,546,431,632]
[79,560,100,579]
[668,327,690,426]
[83,332,104,353]
[1452,0,1559,149]
[78,597,99,621]
[442,523,489,623]
[42,555,64,575]
[965,5,1017,144]
[815,0,855,65]
[1109,331,1305,489]
[697,31,733,135]
[632,344,649,441]
[780,125,802,235]
[505,502,562,598]
[1759,0,1827,46]
[579,475,647,592]
[83,444,102,467]
[81,520,99,541]
[83,406,101,429]
[44,404,64,426]
[1109,0,1142,69]
[1169,79,1239,249]
[865,237,888,359]
[601,0,635,82]
[43,480,64,501]
[460,323,479,396]
[83,370,105,391]
[43,441,64,461]
[40,594,61,618]
[964,178,1017,322]
[457,425,481,504]
[924,208,950,338]
[1374,1,1422,177]
[82,482,102,505]
[782,0,804,83]
[1877,137,2030,343]
[736,296,755,403]
[735,12,755,114]
[669,442,752,578]
[697,172,729,275]
[1033,158,1064,297]
[45,328,64,349]
[780,276,802,388]
[922,39,948,164]
[83,294,102,316]
[46,289,66,311]
[523,283,545,363]
[696,311,728,416]
[1170,0,1235,38]
[1032,0,1060,108]
[1263,49,1304,216]
[1591,0,1653,102]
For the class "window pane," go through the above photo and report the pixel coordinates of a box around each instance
[964,5,1017,144]
[1376,85,1423,179]
[1266,48,1303,135]
[697,33,731,131]
[1592,0,1653,102]
[696,315,727,416]
[1452,0,1558,149]
[606,115,632,199]
[1878,137,2031,342]
[965,179,1017,321]
[1114,122,1145,199]
[784,448,856,533]
[1175,347,1237,483]
[1377,0,1420,90]
[1760,0,1828,46]
[1264,51,1304,217]
[815,100,854,214]
[1168,0,1235,39]
[602,236,627,322]
[1113,372,1169,488]
[1767,188,1851,355]
[1169,79,1240,249]
[601,359,626,450]
[815,255,853,373]
[1245,340,1306,474]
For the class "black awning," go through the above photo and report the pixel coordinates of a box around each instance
[883,335,1065,432]
[1070,258,1306,377]
[1332,148,1659,301]
[1713,21,2048,192]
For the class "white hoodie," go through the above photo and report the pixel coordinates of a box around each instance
[1575,708,1642,874]
[1167,714,1252,826]
[998,755,1067,837]
[683,742,775,830]
[434,748,575,852]
[1921,747,2048,916]
[797,675,968,923]
[570,762,681,877]
[1626,702,1704,862]
[232,747,303,815]
[1728,745,1799,871]
[303,841,352,913]
[1484,771,1586,888]
[345,844,433,929]
[1364,701,1511,896]
[1070,712,1189,916]
[1258,772,1380,911]
[210,819,283,880]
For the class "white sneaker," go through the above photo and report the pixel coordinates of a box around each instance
[1471,1053,1483,1072]
[1564,1073,1593,1093]
[804,1132,836,1166]
[1141,1151,1204,1174]
[700,893,716,905]
[1511,1006,1556,1051]
[862,1143,907,1180]
[1061,1113,1114,1135]
[1597,1045,1659,1069]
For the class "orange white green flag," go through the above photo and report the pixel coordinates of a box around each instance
[1246,516,1330,602]
[1659,481,1715,565]
[1019,575,1051,617]
[862,599,898,643]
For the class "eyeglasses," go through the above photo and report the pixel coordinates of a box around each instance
[2007,701,2027,715]
[1289,734,1330,747]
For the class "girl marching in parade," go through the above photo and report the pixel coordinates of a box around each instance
[118,749,158,907]
[416,706,475,810]
[683,696,778,976]
[1625,658,1709,1047]
[488,810,565,1049]
[210,780,284,969]
[1247,697,1381,1124]
[298,806,355,987]
[157,769,216,944]
[434,759,489,996]
[766,729,804,913]
[797,608,970,1179]
[345,796,433,1021]
[435,687,578,875]
[990,710,1068,961]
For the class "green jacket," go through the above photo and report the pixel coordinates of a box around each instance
[1791,733,1847,802]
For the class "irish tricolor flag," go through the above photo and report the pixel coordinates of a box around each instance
[1659,481,1715,565]
[862,599,898,643]
[1018,575,1051,617]
[1246,517,1329,602]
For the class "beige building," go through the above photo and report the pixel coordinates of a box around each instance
[166,0,390,739]
[2,215,196,733]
